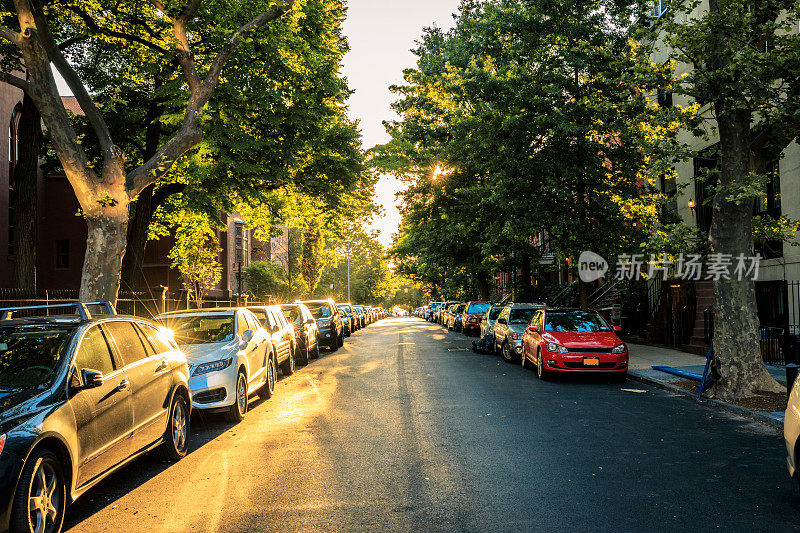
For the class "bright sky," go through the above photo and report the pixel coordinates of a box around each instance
[341,0,460,248]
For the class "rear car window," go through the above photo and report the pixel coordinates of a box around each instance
[0,324,75,389]
[307,304,332,319]
[488,307,502,320]
[103,321,151,365]
[509,308,535,324]
[139,323,175,353]
[467,303,491,314]
[76,325,116,375]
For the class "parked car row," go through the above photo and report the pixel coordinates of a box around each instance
[422,301,628,381]
[0,298,387,533]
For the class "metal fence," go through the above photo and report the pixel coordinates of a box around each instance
[0,287,268,319]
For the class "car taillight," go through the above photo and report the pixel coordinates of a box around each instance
[512,333,519,340]
[0,434,5,457]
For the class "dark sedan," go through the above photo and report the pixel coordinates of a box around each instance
[0,303,191,533]
[280,303,320,364]
[298,299,344,351]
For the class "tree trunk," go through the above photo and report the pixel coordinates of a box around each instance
[476,271,490,299]
[120,184,152,290]
[79,211,129,304]
[709,108,782,399]
[12,93,41,290]
[579,279,589,309]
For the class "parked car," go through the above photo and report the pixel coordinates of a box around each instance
[786,379,800,490]
[0,302,191,533]
[460,301,492,336]
[521,307,628,380]
[156,307,274,422]
[245,305,297,374]
[337,303,355,336]
[298,299,344,351]
[493,303,539,363]
[280,303,320,365]
[426,302,442,322]
[353,305,366,328]
[480,304,504,338]
[439,301,458,325]
[451,303,467,333]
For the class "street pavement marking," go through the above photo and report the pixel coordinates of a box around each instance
[621,388,647,393]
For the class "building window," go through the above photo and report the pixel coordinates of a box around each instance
[693,151,718,233]
[657,89,673,108]
[55,240,69,269]
[234,222,245,268]
[754,163,783,259]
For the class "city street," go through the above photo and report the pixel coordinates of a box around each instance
[64,318,799,532]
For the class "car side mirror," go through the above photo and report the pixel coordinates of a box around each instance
[306,318,316,325]
[613,325,623,335]
[241,329,254,344]
[76,368,104,391]
[527,325,539,333]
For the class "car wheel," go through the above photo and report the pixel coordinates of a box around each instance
[338,331,344,347]
[160,393,189,460]
[537,350,548,380]
[226,371,248,422]
[11,449,66,533]
[281,349,295,376]
[312,336,321,359]
[501,341,514,363]
[330,334,339,352]
[259,355,277,400]
[297,339,310,366]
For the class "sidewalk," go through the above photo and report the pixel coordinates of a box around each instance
[627,342,787,429]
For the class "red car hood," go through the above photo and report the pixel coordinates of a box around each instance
[542,331,621,349]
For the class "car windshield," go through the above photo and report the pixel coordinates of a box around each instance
[281,306,303,324]
[163,315,235,344]
[455,305,466,313]
[468,303,491,314]
[0,325,75,390]
[487,307,502,320]
[337,306,350,316]
[509,308,535,324]
[545,311,611,332]
[306,304,332,318]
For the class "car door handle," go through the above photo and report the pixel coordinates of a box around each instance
[117,379,130,391]
[155,359,168,372]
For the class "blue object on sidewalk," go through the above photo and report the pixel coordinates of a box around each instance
[651,366,703,381]
[698,341,714,399]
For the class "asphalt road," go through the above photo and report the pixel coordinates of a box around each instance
[64,317,800,532]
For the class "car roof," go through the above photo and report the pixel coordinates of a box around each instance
[504,303,541,309]
[156,308,236,318]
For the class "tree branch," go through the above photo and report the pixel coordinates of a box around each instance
[0,25,23,45]
[128,0,296,197]
[0,71,30,92]
[64,5,170,55]
[27,6,114,154]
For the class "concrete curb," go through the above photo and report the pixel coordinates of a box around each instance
[627,370,783,431]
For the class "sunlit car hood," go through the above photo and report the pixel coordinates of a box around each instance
[542,331,620,349]
[507,323,528,334]
[179,341,238,364]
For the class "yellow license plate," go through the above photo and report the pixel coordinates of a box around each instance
[583,357,600,366]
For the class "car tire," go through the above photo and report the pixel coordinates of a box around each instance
[520,348,526,369]
[536,350,548,381]
[11,449,66,533]
[312,336,321,359]
[338,331,344,347]
[612,371,627,383]
[281,349,295,376]
[501,341,514,363]
[226,371,248,422]
[330,334,339,352]
[258,355,277,400]
[297,339,310,366]
[160,393,190,461]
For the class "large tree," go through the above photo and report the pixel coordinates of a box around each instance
[652,0,800,398]
[380,0,684,302]
[0,0,299,303]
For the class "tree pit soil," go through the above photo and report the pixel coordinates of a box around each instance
[673,380,788,413]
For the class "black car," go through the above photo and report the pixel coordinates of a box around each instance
[0,302,191,533]
[279,303,320,364]
[337,303,356,336]
[297,299,344,351]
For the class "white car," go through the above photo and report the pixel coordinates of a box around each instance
[785,377,800,487]
[155,308,276,422]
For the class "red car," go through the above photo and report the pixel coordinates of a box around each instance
[521,308,627,380]
[460,301,492,336]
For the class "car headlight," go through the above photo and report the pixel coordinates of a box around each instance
[547,342,568,353]
[193,357,233,376]
[612,344,626,354]
[318,319,330,327]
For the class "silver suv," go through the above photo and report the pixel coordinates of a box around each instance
[493,303,542,363]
